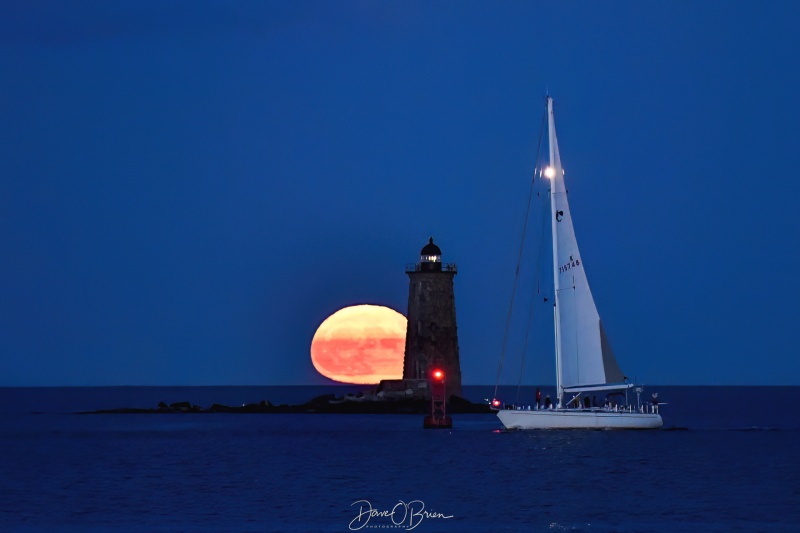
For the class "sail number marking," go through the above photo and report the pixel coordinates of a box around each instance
[559,255,581,273]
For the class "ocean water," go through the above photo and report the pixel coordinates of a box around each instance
[0,386,798,532]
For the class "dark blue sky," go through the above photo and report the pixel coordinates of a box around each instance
[2,2,798,386]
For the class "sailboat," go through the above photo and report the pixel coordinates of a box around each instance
[496,96,662,430]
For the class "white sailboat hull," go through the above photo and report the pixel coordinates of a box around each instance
[497,409,663,430]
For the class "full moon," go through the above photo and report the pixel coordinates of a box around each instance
[310,305,407,384]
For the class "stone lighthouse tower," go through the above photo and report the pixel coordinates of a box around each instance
[403,237,462,397]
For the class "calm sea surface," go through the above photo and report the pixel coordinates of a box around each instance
[0,386,798,532]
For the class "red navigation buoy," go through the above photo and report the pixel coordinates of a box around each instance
[423,368,452,429]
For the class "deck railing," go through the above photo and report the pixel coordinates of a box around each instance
[503,403,662,414]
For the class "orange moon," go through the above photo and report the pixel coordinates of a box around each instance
[310,305,407,384]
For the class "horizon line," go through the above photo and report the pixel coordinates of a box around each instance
[1,383,798,388]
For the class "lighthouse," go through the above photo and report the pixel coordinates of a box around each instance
[403,237,462,398]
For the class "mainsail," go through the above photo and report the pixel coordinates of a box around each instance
[547,97,626,395]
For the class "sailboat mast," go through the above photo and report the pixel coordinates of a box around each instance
[547,96,564,408]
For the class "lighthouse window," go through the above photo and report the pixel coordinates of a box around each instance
[422,255,441,262]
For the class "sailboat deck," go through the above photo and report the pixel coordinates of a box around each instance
[504,404,662,415]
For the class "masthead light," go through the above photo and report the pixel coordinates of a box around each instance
[544,166,556,179]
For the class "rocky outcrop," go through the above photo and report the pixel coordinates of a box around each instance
[79,394,493,415]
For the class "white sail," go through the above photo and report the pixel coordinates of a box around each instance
[547,97,625,394]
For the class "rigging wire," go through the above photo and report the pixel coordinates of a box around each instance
[493,107,547,403]
[514,182,550,405]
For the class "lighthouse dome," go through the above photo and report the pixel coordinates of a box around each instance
[420,237,441,257]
